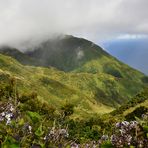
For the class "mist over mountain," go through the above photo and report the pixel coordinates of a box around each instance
[0,35,145,76]
[103,38,148,74]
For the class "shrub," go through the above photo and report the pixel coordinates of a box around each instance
[104,66,123,78]
[125,106,148,121]
[141,76,148,83]
[61,103,74,117]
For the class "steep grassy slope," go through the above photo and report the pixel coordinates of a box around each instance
[26,35,108,72]
[0,46,39,66]
[24,36,144,79]
[0,36,145,80]
[0,71,147,147]
[0,35,147,118]
[0,54,113,116]
[0,53,147,118]
[110,87,148,119]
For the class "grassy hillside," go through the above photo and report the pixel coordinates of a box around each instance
[0,53,147,118]
[110,87,148,119]
[0,46,39,66]
[0,36,145,79]
[0,54,112,116]
[0,36,147,110]
[0,71,147,147]
[25,35,145,79]
[0,44,147,147]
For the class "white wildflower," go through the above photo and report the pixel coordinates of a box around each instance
[0,116,4,121]
[115,122,120,128]
[101,135,108,140]
[43,136,47,140]
[1,112,5,117]
[5,113,13,119]
[6,119,11,125]
[122,121,129,126]
[28,125,32,133]
[10,106,14,112]
[49,129,55,136]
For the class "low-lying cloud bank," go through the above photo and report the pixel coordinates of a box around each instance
[0,0,148,46]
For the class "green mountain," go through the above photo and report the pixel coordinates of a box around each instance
[110,87,148,120]
[0,35,148,147]
[0,65,147,147]
[26,35,109,72]
[0,46,40,66]
[0,35,147,117]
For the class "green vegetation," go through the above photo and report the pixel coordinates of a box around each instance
[0,77,147,147]
[142,76,148,83]
[0,53,146,118]
[0,35,148,147]
[111,87,148,116]
[103,64,123,78]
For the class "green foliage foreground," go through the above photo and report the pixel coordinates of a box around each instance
[0,78,148,147]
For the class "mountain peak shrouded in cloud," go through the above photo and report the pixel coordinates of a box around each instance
[0,0,148,46]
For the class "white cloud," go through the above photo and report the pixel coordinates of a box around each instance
[117,34,148,40]
[0,0,148,46]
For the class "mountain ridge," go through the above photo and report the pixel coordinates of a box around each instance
[0,35,147,117]
[0,35,145,76]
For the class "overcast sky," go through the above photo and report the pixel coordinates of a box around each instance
[0,0,148,46]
